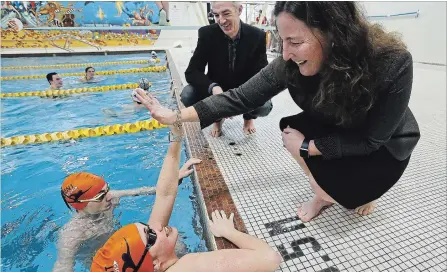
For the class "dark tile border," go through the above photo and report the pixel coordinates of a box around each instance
[166,50,247,250]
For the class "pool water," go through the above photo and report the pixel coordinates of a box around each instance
[1,53,208,272]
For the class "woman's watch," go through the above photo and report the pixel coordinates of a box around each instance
[300,139,310,158]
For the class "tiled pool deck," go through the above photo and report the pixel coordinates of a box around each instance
[2,47,445,272]
[168,48,447,272]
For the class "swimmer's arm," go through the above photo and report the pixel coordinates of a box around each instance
[111,186,156,199]
[173,249,281,272]
[148,140,182,227]
[112,157,200,199]
[170,211,282,272]
[121,104,137,114]
[52,229,83,272]
[122,104,134,110]
[101,108,118,117]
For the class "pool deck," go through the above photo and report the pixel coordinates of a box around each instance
[1,47,446,272]
[168,48,447,272]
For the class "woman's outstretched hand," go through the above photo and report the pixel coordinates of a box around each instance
[135,88,176,125]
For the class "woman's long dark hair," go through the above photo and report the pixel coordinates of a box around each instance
[274,2,407,125]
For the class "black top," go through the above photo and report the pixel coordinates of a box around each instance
[185,22,268,95]
[193,52,420,161]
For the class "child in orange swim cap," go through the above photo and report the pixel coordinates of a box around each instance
[90,117,281,272]
[55,161,201,271]
[61,172,108,211]
[91,223,155,272]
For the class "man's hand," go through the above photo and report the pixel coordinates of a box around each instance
[212,85,224,95]
[179,158,202,179]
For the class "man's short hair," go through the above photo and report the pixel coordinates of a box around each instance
[46,72,57,84]
[211,1,241,9]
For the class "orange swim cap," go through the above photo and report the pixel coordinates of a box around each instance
[61,172,106,211]
[91,223,154,272]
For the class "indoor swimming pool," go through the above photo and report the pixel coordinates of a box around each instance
[0,52,208,271]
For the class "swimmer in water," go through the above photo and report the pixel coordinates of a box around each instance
[47,72,63,90]
[79,67,102,83]
[102,78,154,117]
[148,51,159,66]
[90,120,282,272]
[53,158,202,272]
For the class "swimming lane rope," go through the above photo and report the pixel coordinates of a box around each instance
[1,59,161,70]
[1,119,168,147]
[0,83,143,98]
[1,66,167,81]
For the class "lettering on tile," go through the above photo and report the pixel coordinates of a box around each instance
[264,216,305,237]
[264,217,339,272]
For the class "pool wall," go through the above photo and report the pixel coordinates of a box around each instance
[0,49,220,253]
[166,49,249,250]
[166,49,217,251]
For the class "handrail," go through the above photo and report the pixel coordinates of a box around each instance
[24,26,203,31]
[368,10,419,19]
[49,33,101,52]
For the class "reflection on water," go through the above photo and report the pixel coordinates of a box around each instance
[1,53,208,271]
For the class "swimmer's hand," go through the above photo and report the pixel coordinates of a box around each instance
[102,108,118,117]
[179,158,202,179]
[208,210,235,238]
[136,88,176,125]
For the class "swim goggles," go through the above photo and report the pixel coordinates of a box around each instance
[61,183,110,210]
[121,222,158,271]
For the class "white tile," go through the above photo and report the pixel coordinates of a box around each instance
[173,53,447,272]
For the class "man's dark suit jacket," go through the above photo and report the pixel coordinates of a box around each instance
[185,22,268,96]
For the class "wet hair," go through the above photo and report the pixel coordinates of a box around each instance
[274,2,407,125]
[85,66,95,73]
[46,72,57,84]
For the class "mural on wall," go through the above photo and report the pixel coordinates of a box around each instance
[1,1,166,28]
[1,1,168,49]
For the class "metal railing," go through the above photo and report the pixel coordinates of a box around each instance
[368,11,419,19]
[48,33,101,52]
[24,26,203,31]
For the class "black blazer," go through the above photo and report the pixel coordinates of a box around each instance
[185,22,268,96]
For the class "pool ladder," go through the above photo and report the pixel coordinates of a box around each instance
[49,34,102,52]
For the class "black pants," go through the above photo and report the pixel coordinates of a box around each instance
[180,85,273,120]
[279,112,411,209]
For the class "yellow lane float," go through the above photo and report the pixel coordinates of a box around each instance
[1,119,168,147]
[1,59,161,70]
[1,66,167,81]
[0,83,144,98]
